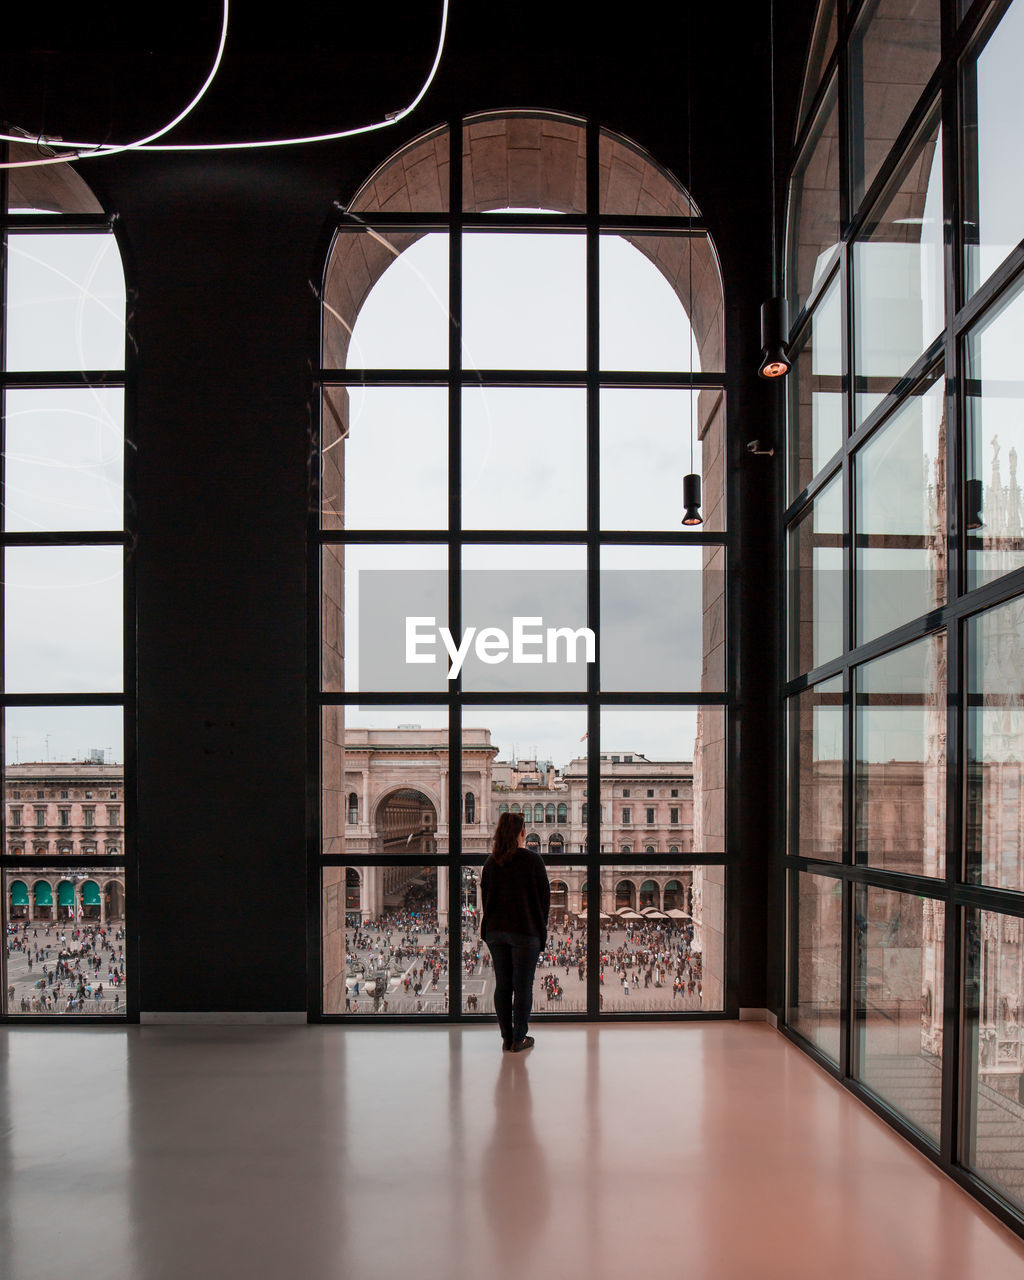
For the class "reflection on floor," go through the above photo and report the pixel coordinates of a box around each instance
[1,1022,1023,1280]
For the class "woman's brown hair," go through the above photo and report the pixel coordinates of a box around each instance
[491,810,525,866]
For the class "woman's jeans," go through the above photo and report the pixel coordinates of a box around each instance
[486,931,542,1044]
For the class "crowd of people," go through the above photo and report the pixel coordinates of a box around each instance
[342,890,707,1015]
[5,920,127,1015]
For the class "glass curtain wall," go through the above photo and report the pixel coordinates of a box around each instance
[784,0,1024,1234]
[317,113,729,1022]
[0,144,131,1019]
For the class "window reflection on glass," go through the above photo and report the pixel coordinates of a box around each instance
[461,544,587,693]
[963,907,1024,1214]
[962,0,1024,296]
[5,233,125,372]
[849,0,941,208]
[322,866,446,1014]
[320,386,447,532]
[599,234,722,374]
[4,546,123,693]
[322,229,449,370]
[788,273,843,499]
[324,543,448,694]
[3,388,124,532]
[601,389,709,530]
[796,0,838,130]
[853,115,944,425]
[3,866,126,1015]
[788,472,843,677]
[786,77,840,321]
[855,374,946,643]
[791,676,843,862]
[600,545,708,692]
[964,273,1024,588]
[854,634,946,878]
[462,232,585,370]
[853,886,943,1143]
[790,870,842,1063]
[462,387,586,529]
[966,598,1024,891]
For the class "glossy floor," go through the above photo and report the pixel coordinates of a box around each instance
[1,1022,1023,1279]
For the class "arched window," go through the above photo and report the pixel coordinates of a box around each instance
[525,833,541,852]
[498,803,509,816]
[548,833,564,853]
[465,792,476,824]
[318,110,727,1020]
[347,793,359,824]
[640,880,659,909]
[621,844,632,854]
[3,145,128,1016]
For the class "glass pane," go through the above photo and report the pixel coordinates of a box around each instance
[601,388,724,531]
[791,676,843,862]
[464,115,585,214]
[462,232,585,370]
[6,141,104,214]
[853,887,944,1143]
[4,546,123,693]
[462,705,587,855]
[322,229,448,370]
[966,597,1024,890]
[790,870,842,1063]
[323,543,448,694]
[797,0,838,129]
[599,234,722,374]
[320,386,447,531]
[787,77,841,320]
[4,388,124,532]
[965,272,1024,588]
[788,472,843,677]
[599,131,696,215]
[5,708,125,859]
[850,0,942,207]
[462,387,586,529]
[788,273,844,500]
[600,705,725,854]
[349,125,450,213]
[963,0,1024,296]
[855,374,946,643]
[460,545,588,693]
[463,865,588,1015]
[599,865,722,1012]
[853,115,944,424]
[964,908,1024,1213]
[600,545,712,692]
[322,866,447,1014]
[854,634,946,877]
[3,865,126,1015]
[321,706,450,860]
[5,233,125,372]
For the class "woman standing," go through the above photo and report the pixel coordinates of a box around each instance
[480,811,550,1052]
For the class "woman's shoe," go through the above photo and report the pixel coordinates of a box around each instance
[512,1035,535,1052]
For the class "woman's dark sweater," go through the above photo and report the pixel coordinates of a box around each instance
[480,848,551,946]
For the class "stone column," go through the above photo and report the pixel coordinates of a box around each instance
[437,866,448,929]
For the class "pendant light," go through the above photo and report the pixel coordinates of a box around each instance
[682,23,704,525]
[758,0,791,380]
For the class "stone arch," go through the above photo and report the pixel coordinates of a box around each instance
[370,786,440,855]
[615,879,637,911]
[549,879,568,920]
[104,879,125,921]
[525,832,541,851]
[322,113,726,525]
[640,879,660,909]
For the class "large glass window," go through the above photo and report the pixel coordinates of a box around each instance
[1,153,129,1019]
[319,114,728,1021]
[786,0,1024,1233]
